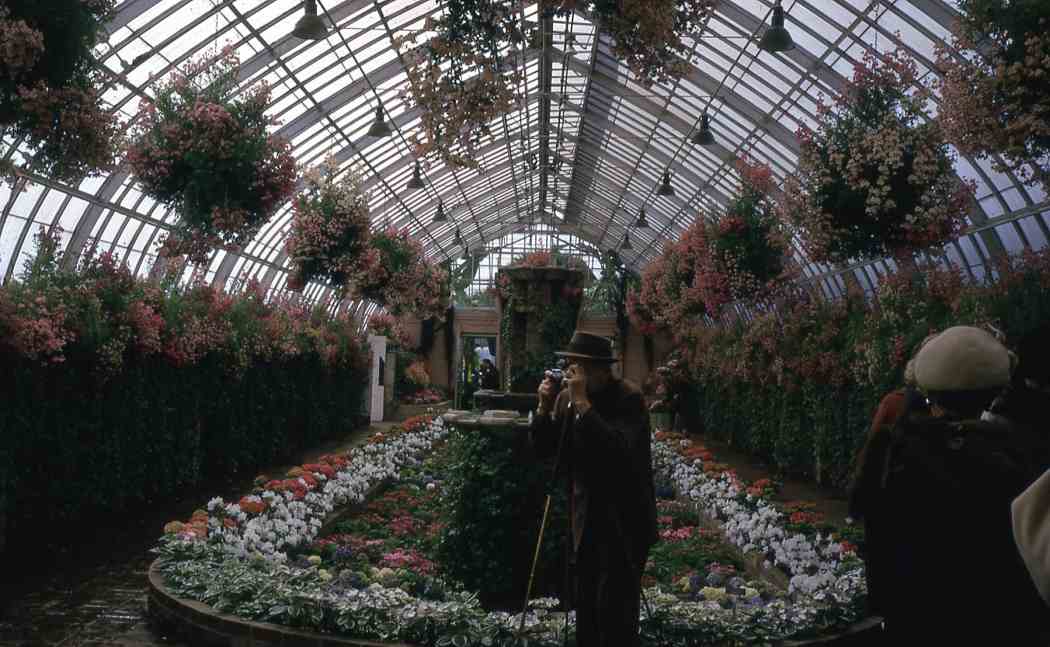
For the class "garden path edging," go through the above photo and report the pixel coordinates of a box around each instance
[148,560,412,647]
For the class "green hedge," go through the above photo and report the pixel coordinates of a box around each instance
[437,423,569,609]
[675,251,1050,489]
[0,228,371,552]
[0,352,368,544]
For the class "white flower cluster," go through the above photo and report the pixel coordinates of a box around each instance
[200,418,448,562]
[652,437,865,601]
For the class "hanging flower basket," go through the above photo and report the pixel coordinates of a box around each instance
[629,231,708,337]
[936,1,1050,186]
[353,227,449,321]
[393,5,524,170]
[0,1,121,183]
[285,158,372,293]
[366,311,412,348]
[691,157,791,313]
[780,49,973,265]
[395,0,715,169]
[126,46,298,264]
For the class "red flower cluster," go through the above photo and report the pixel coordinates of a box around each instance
[163,509,209,539]
[629,158,789,329]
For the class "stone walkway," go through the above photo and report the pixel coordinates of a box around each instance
[0,423,395,647]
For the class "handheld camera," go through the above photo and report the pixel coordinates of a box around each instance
[544,358,569,391]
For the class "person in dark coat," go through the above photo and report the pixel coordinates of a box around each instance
[865,326,1050,644]
[848,333,937,618]
[479,358,501,390]
[531,331,658,647]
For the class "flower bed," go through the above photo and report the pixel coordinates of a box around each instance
[154,415,868,645]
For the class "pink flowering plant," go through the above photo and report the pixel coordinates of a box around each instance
[627,229,710,337]
[780,48,973,264]
[0,1,121,183]
[366,311,412,348]
[678,157,791,315]
[0,227,370,377]
[353,227,450,321]
[285,158,372,293]
[936,0,1050,186]
[126,46,297,264]
[392,2,524,169]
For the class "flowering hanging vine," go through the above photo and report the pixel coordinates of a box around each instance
[779,48,973,264]
[936,0,1050,186]
[694,157,791,313]
[628,238,706,338]
[0,1,122,183]
[285,158,372,294]
[393,2,524,169]
[352,227,449,322]
[126,46,298,264]
[395,0,715,169]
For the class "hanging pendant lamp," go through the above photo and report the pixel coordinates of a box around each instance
[620,231,633,251]
[367,104,392,138]
[657,171,675,197]
[692,112,715,146]
[759,0,795,53]
[433,201,446,223]
[406,160,424,190]
[292,0,328,40]
[635,207,650,228]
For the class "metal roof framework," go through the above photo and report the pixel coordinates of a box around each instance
[1,0,1048,315]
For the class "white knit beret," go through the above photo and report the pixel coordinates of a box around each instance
[914,326,1012,392]
[1013,469,1050,607]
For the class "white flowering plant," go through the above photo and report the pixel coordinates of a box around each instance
[154,417,868,645]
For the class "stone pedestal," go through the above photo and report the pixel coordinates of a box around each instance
[472,389,539,415]
[439,410,570,609]
[498,266,585,393]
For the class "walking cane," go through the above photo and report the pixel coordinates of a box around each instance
[517,401,573,641]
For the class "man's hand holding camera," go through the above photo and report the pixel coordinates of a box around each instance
[564,364,592,417]
[537,362,591,418]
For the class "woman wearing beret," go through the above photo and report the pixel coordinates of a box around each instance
[866,327,1050,643]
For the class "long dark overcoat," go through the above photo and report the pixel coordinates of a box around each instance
[530,377,658,647]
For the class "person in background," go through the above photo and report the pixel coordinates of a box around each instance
[531,331,657,647]
[847,332,937,619]
[866,326,1050,643]
[985,322,1050,472]
[479,358,501,390]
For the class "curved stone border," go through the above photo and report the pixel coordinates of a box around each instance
[149,559,882,647]
[148,559,410,647]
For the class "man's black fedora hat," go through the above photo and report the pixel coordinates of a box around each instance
[555,331,618,363]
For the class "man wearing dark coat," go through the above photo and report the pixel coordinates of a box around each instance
[530,331,658,647]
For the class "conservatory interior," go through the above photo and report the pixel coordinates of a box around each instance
[1,0,1049,645]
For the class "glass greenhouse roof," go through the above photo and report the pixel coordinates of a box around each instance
[1,0,1048,314]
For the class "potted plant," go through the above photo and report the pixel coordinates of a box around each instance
[780,48,973,264]
[286,158,372,293]
[0,0,121,183]
[936,0,1050,186]
[126,46,297,264]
